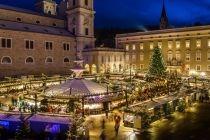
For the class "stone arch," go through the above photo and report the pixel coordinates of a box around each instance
[45,57,53,63]
[1,56,12,64]
[25,56,34,64]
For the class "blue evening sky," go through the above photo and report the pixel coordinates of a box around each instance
[0,0,210,28]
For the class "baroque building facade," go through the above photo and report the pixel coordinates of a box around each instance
[0,0,95,77]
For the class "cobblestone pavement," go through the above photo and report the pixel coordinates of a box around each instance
[85,115,138,140]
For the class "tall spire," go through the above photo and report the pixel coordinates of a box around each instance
[160,0,169,29]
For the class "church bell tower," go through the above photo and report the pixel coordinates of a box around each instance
[160,0,169,30]
[66,0,95,59]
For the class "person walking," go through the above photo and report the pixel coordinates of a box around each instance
[100,130,106,140]
[114,116,121,137]
[101,118,106,129]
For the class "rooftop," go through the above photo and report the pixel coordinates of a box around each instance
[0,20,73,37]
[116,25,210,38]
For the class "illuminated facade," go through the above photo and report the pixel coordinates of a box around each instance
[0,0,95,77]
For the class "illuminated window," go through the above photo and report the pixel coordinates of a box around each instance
[150,42,154,50]
[168,41,173,49]
[140,54,144,61]
[185,54,190,61]
[125,44,129,51]
[196,65,201,71]
[208,39,210,47]
[176,41,180,49]
[186,64,190,71]
[185,40,190,48]
[132,44,136,50]
[176,53,181,61]
[208,52,210,61]
[158,42,162,49]
[140,64,144,70]
[140,43,144,50]
[132,54,136,61]
[126,55,129,61]
[196,51,201,61]
[196,39,201,48]
[168,53,173,61]
[208,65,210,71]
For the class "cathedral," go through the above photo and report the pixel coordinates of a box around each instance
[0,0,210,77]
[0,0,95,77]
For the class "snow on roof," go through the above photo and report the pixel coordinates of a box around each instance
[0,20,73,37]
[46,79,110,96]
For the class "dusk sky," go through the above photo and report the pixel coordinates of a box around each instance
[1,0,210,29]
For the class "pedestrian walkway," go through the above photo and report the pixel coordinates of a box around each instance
[85,115,137,140]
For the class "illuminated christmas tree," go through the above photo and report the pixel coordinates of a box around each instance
[147,46,167,80]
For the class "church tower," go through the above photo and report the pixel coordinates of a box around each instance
[66,0,95,59]
[160,0,169,30]
[35,0,57,15]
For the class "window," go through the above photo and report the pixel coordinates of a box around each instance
[1,38,12,48]
[85,0,88,6]
[85,28,89,35]
[208,39,210,47]
[185,40,190,48]
[168,41,173,49]
[132,64,136,70]
[36,21,40,24]
[45,57,53,63]
[63,43,70,51]
[25,57,34,64]
[125,44,129,51]
[158,42,162,49]
[196,52,201,61]
[150,42,154,50]
[45,42,53,50]
[16,17,22,22]
[176,41,180,49]
[64,57,70,63]
[196,39,201,48]
[140,43,144,50]
[140,54,144,61]
[196,65,201,71]
[185,54,190,61]
[73,0,76,6]
[168,53,173,61]
[108,56,111,62]
[140,64,144,70]
[72,28,75,35]
[208,52,210,61]
[132,54,136,61]
[208,65,210,71]
[101,56,104,63]
[52,23,56,27]
[114,56,117,62]
[25,40,34,49]
[1,56,12,64]
[176,53,181,61]
[186,64,190,71]
[132,44,136,50]
[126,55,129,61]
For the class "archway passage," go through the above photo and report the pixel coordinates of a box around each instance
[91,64,97,74]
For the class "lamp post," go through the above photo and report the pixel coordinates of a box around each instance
[125,85,129,108]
